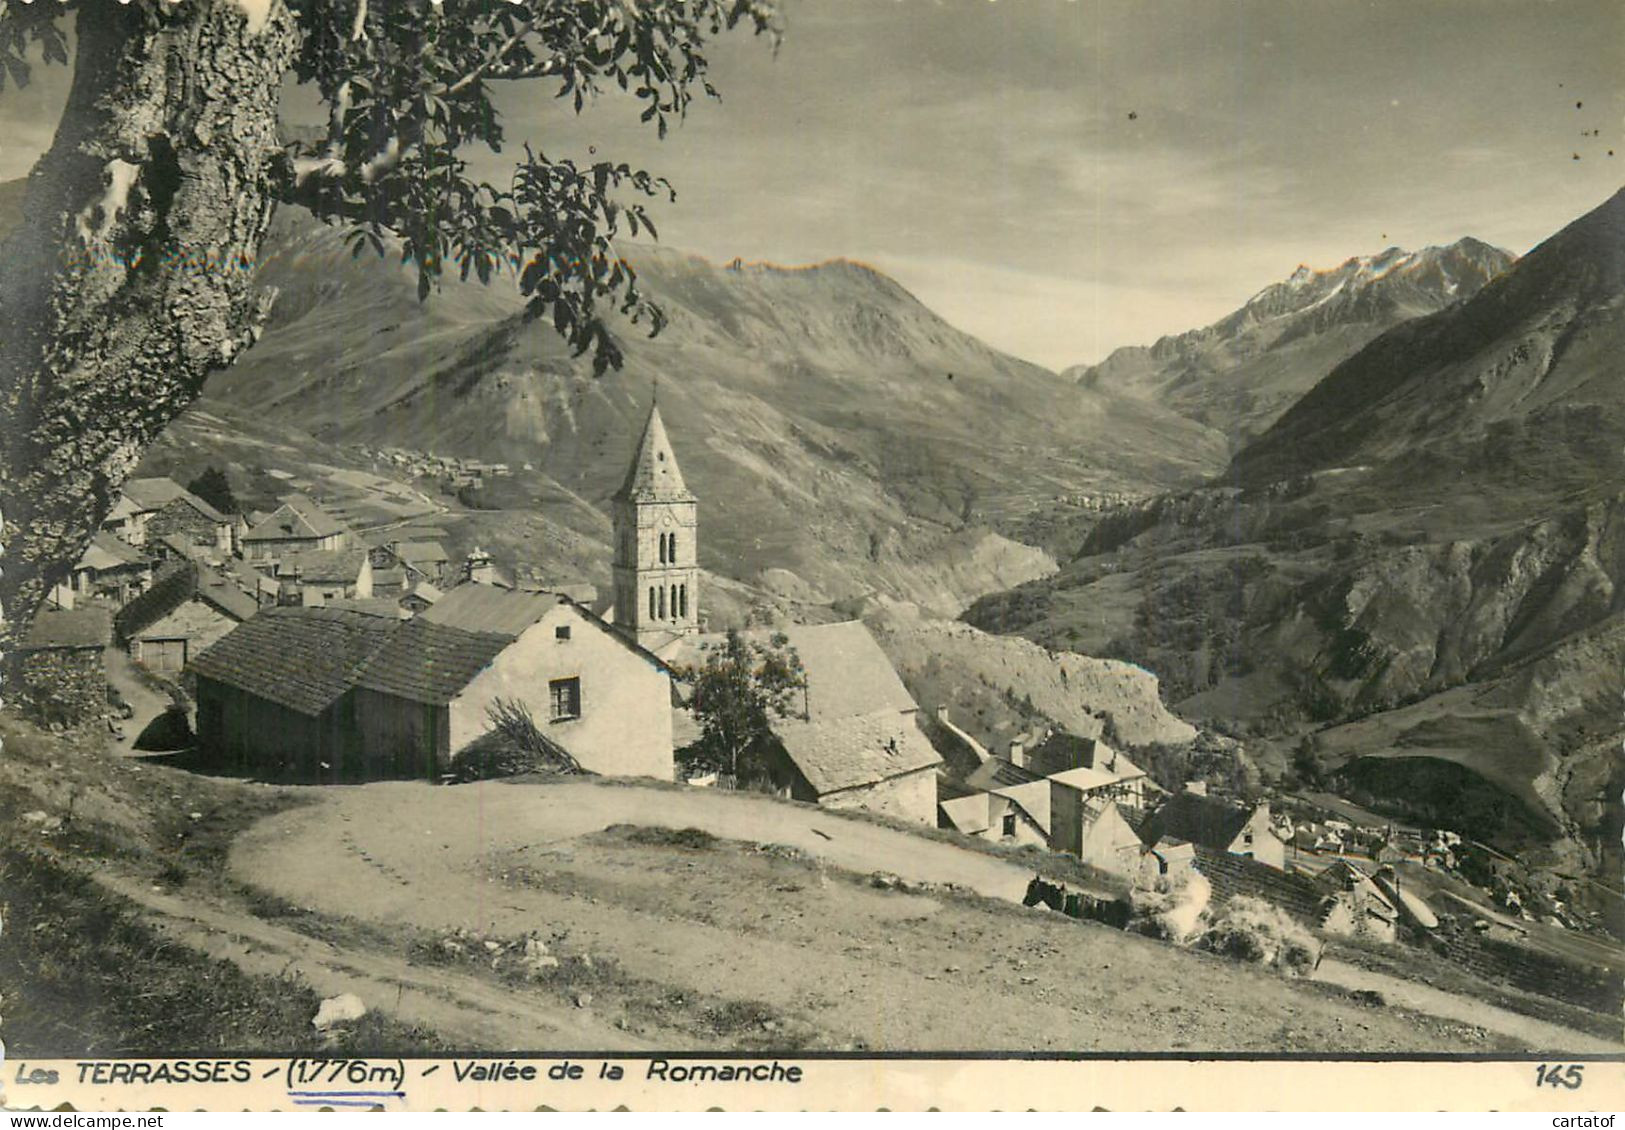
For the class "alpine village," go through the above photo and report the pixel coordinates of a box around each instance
[4,187,1624,1057]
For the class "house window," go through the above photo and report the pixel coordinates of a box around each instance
[549,677,581,722]
[1002,813,1017,838]
[555,625,571,641]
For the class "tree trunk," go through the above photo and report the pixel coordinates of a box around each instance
[0,0,297,649]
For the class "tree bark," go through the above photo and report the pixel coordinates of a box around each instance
[0,0,298,648]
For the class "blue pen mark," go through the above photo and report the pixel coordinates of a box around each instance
[292,1099,387,1108]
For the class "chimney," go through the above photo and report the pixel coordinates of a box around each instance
[464,547,495,585]
[936,704,950,724]
[1185,780,1207,797]
[1009,740,1025,769]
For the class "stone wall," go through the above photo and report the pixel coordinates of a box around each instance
[14,648,107,726]
[148,499,220,547]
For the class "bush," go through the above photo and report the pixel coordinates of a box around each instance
[451,698,584,781]
[1197,895,1322,976]
[1130,867,1212,943]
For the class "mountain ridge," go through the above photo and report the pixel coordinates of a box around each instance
[1063,237,1516,447]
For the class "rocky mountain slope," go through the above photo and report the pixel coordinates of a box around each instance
[968,189,1625,895]
[1063,239,1514,448]
[188,207,1227,614]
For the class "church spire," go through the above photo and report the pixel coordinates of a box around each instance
[610,395,699,648]
[614,399,693,503]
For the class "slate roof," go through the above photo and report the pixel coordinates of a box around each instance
[123,477,226,521]
[78,532,148,572]
[940,793,993,835]
[420,584,557,637]
[773,621,917,722]
[394,540,449,564]
[188,606,398,716]
[964,756,1042,792]
[133,599,233,641]
[613,403,694,503]
[196,573,260,621]
[243,495,348,542]
[1189,846,1326,925]
[1140,791,1260,852]
[992,780,1053,837]
[774,709,942,797]
[283,548,368,584]
[22,606,113,650]
[354,618,511,705]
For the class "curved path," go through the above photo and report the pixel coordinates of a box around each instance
[228,778,1616,1053]
[235,778,1038,924]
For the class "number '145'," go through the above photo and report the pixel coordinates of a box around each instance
[1536,1064,1585,1090]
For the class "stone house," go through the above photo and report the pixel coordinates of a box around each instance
[392,540,450,585]
[939,780,1050,847]
[668,621,942,824]
[119,477,232,552]
[276,549,373,605]
[241,494,352,561]
[127,570,259,674]
[190,607,400,778]
[190,586,675,781]
[61,533,151,606]
[1139,789,1286,871]
[762,709,942,823]
[11,606,113,726]
[1047,785,1145,878]
[362,584,675,778]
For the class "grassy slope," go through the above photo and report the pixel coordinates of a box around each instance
[0,711,1544,1054]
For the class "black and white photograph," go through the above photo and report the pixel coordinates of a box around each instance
[0,0,1621,1111]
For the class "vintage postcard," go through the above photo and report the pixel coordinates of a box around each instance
[0,0,1620,1114]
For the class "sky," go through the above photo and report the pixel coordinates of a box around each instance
[2,0,1623,369]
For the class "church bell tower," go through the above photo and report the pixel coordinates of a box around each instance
[612,397,698,648]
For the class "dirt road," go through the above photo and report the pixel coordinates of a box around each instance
[1312,959,1620,1053]
[224,778,1556,1053]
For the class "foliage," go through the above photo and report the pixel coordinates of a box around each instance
[676,629,804,782]
[0,0,781,375]
[186,466,238,516]
[453,695,583,780]
[1196,895,1322,977]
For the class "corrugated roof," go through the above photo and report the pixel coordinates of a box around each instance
[354,618,510,705]
[775,709,942,796]
[613,403,694,503]
[189,606,397,716]
[419,583,558,637]
[22,606,113,650]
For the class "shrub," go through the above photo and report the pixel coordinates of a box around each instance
[451,698,584,781]
[1197,895,1322,976]
[1129,867,1212,944]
